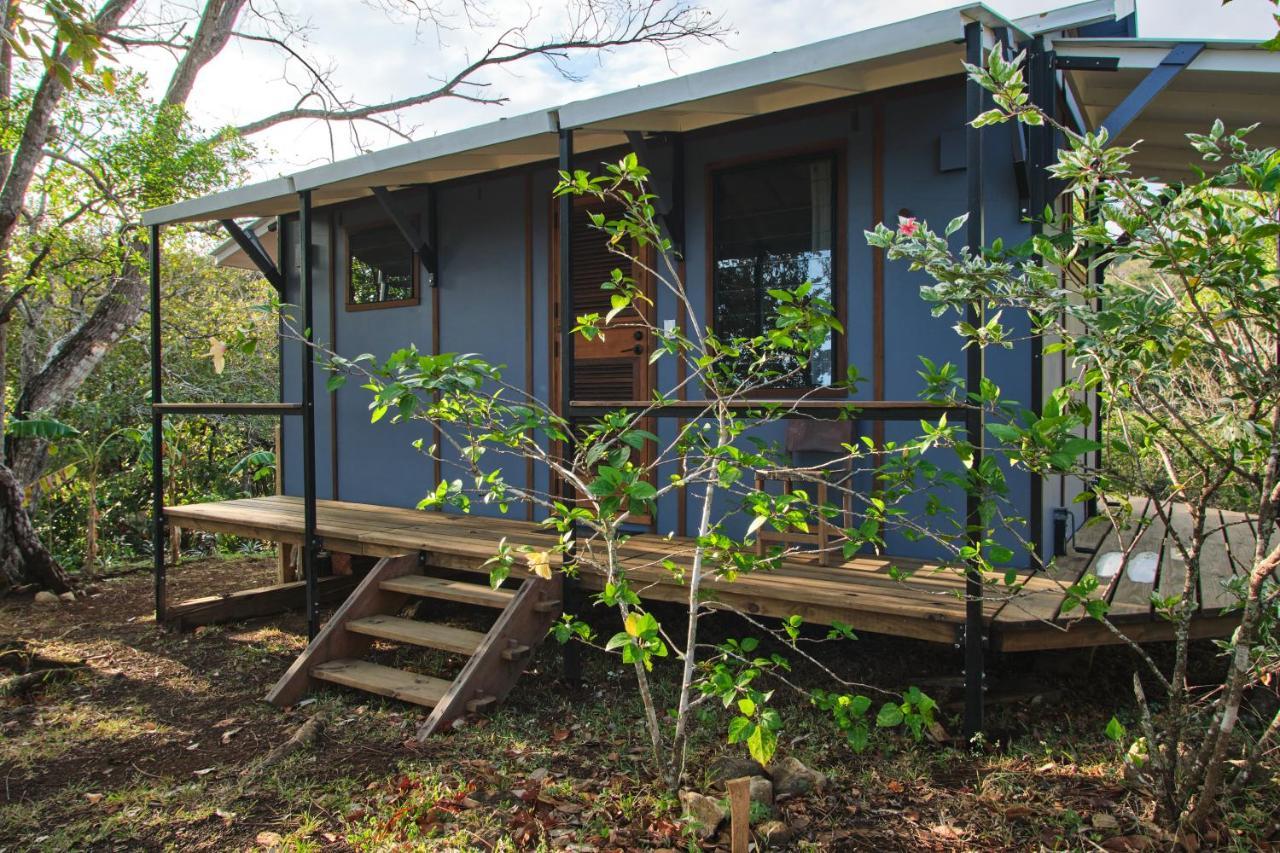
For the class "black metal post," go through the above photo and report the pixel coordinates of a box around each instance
[963,19,987,740]
[149,224,166,623]
[558,127,581,683]
[1027,36,1055,567]
[276,215,289,502]
[298,190,320,640]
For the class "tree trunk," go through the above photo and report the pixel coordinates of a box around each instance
[0,462,72,593]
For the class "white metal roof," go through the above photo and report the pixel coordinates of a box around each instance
[151,0,1267,230]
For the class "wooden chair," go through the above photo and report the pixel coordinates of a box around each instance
[754,420,856,566]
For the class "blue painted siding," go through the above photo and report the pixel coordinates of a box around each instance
[280,77,1047,565]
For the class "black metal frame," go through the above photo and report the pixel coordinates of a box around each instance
[962,20,988,739]
[149,201,322,640]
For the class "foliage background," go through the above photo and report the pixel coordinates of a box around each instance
[13,240,279,570]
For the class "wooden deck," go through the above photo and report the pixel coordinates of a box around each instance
[164,495,1257,652]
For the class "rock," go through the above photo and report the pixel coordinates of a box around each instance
[33,590,60,607]
[679,790,726,840]
[771,756,827,799]
[747,776,773,808]
[1091,813,1120,832]
[59,591,76,603]
[758,820,792,847]
[709,755,768,788]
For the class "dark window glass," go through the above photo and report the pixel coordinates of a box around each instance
[349,224,416,305]
[712,153,836,388]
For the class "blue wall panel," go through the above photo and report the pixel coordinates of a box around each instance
[280,77,1040,566]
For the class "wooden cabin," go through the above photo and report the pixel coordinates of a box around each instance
[141,1,1280,736]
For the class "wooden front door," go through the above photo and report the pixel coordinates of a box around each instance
[552,196,654,407]
[551,196,656,525]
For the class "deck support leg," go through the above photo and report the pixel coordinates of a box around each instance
[149,223,166,623]
[299,189,320,641]
[963,19,988,741]
[557,126,582,684]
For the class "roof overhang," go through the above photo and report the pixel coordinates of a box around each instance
[141,176,297,227]
[1053,37,1280,183]
[143,1,1174,228]
[556,5,1011,136]
[292,109,560,205]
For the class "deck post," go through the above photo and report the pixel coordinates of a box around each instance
[299,189,320,640]
[1026,36,1055,566]
[963,19,988,740]
[558,126,581,683]
[149,223,166,622]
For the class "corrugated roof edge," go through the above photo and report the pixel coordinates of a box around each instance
[141,175,295,227]
[556,4,1008,130]
[292,108,558,191]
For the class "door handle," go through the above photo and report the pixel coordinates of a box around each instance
[631,344,643,355]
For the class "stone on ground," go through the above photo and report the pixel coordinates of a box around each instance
[771,756,827,799]
[679,790,726,839]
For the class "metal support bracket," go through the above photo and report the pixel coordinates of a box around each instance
[370,185,439,284]
[623,130,685,256]
[1100,42,1204,139]
[220,219,284,293]
[1053,55,1119,72]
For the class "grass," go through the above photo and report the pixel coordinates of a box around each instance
[0,555,1276,850]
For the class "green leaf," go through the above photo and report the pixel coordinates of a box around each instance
[746,722,778,766]
[1104,716,1126,743]
[728,715,754,744]
[875,702,904,728]
[7,418,80,440]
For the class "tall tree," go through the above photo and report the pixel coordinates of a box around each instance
[0,0,722,591]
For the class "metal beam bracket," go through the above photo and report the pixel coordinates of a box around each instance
[220,219,284,293]
[1099,42,1205,139]
[1053,55,1119,72]
[370,185,439,284]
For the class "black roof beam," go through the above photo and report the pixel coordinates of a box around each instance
[1053,55,1119,72]
[1099,42,1204,139]
[623,130,685,256]
[220,219,284,293]
[370,185,439,283]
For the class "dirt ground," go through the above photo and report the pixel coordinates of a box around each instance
[0,556,1276,852]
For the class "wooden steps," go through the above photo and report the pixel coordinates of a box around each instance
[346,615,485,654]
[266,555,563,735]
[312,659,452,707]
[379,574,515,609]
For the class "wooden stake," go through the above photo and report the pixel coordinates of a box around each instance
[727,776,751,853]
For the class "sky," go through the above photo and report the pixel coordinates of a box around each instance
[127,0,1279,181]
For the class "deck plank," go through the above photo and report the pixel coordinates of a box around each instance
[1104,499,1167,618]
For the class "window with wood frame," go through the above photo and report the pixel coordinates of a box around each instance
[347,222,418,308]
[711,151,838,388]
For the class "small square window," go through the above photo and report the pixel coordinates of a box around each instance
[347,223,418,308]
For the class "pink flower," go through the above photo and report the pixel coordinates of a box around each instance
[898,216,918,237]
